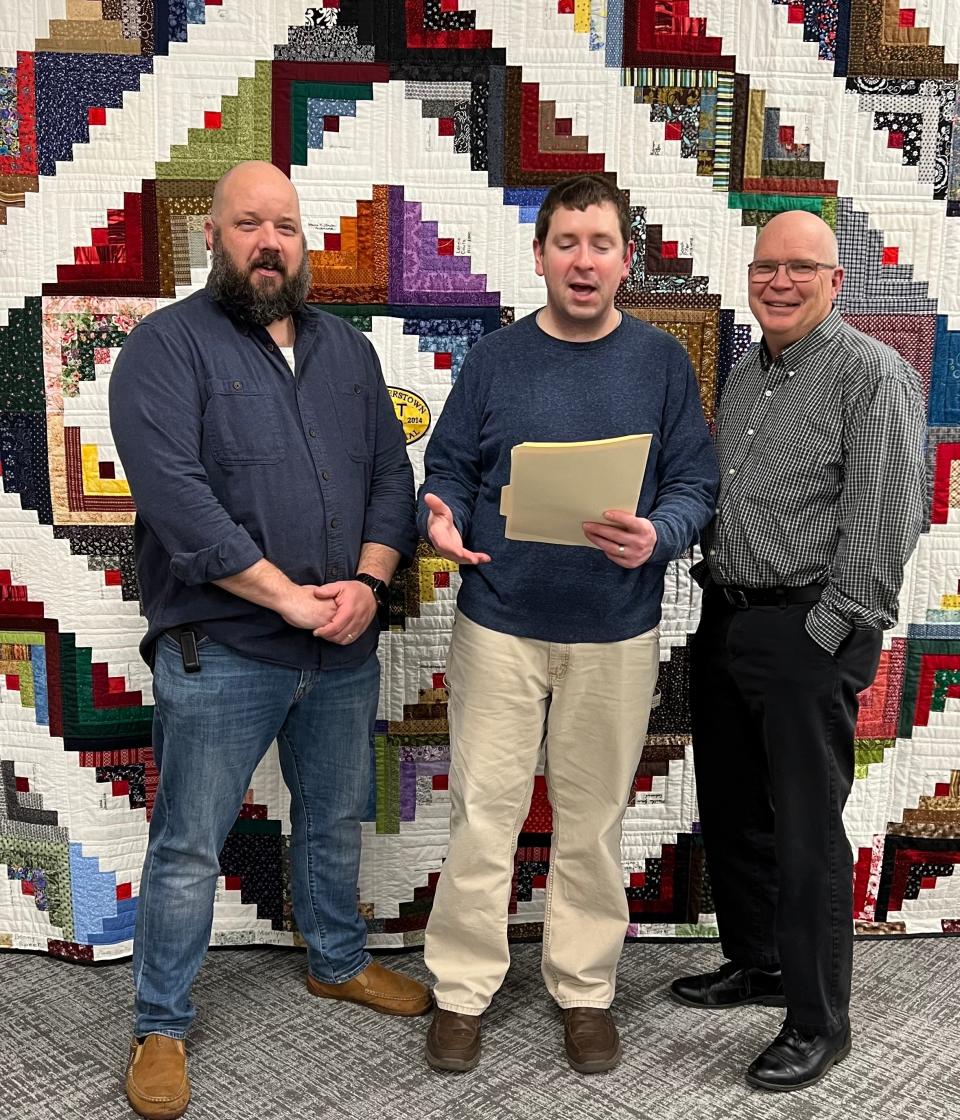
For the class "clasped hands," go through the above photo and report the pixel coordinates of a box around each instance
[280,580,377,645]
[424,493,656,569]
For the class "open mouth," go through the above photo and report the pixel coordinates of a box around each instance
[569,283,596,298]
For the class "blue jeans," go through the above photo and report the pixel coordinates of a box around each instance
[132,634,379,1038]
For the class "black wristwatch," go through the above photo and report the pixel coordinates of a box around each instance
[354,572,388,606]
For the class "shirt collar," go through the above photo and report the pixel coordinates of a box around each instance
[759,307,843,372]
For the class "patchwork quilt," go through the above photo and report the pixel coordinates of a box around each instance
[1,0,958,961]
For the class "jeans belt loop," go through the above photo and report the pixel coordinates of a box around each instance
[723,587,750,610]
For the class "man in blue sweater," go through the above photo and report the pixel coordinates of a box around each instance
[418,174,718,1074]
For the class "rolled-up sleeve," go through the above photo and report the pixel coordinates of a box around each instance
[108,322,264,585]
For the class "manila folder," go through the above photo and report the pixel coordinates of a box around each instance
[499,433,651,547]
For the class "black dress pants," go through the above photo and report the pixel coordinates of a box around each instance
[691,591,882,1034]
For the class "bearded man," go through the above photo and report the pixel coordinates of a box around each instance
[109,161,429,1120]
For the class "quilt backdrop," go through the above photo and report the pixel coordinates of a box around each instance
[1,1,959,962]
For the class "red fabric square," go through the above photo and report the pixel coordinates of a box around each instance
[431,671,446,689]
[112,780,130,797]
[98,460,116,479]
[779,125,795,147]
[88,107,106,126]
[323,115,340,132]
[555,117,573,136]
[935,782,951,797]
[324,232,341,251]
[437,238,455,256]
[434,352,453,370]
[104,569,122,586]
[887,131,904,149]
[323,0,340,7]
[661,241,679,259]
[664,120,682,141]
[432,774,449,790]
[532,874,547,889]
[558,0,575,13]
[6,675,20,692]
[630,872,646,887]
[116,882,132,901]
[635,774,653,792]
[21,880,35,896]
[920,876,937,890]
[440,0,459,10]
[899,8,916,27]
[882,246,899,266]
[433,571,450,588]
[15,776,28,793]
[787,3,805,23]
[225,876,243,891]
[206,0,223,6]
[203,111,222,130]
[438,117,455,136]
[0,570,10,585]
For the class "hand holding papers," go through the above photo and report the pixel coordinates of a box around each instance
[500,434,652,548]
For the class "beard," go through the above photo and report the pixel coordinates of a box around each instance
[206,228,312,327]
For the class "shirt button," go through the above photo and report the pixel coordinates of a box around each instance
[709,548,716,556]
[266,343,275,352]
[714,508,720,515]
[353,384,362,394]
[330,518,339,529]
[728,468,736,475]
[308,428,317,438]
[747,428,755,436]
[764,389,773,397]
[232,380,242,391]
[322,471,330,481]
[788,370,795,377]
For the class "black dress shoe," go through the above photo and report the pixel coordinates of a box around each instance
[745,1021,851,1091]
[669,960,785,1008]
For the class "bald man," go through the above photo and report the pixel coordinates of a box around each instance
[670,211,925,1090]
[110,161,428,1120]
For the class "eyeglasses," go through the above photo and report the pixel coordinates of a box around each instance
[747,260,837,283]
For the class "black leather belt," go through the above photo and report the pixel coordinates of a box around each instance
[708,583,824,609]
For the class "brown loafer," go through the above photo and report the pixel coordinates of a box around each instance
[563,1007,622,1074]
[306,960,432,1016]
[425,1008,482,1072]
[125,1035,190,1120]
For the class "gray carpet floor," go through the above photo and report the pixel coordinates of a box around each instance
[2,939,958,1120]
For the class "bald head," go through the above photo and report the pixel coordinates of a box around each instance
[210,160,301,224]
[755,210,838,267]
[748,209,844,357]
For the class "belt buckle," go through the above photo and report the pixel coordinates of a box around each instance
[723,587,750,609]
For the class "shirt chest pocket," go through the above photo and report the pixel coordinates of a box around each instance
[332,383,371,462]
[206,379,285,465]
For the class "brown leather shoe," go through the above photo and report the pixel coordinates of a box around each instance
[563,1007,622,1074]
[125,1035,190,1120]
[306,960,432,1016]
[425,1008,482,1072]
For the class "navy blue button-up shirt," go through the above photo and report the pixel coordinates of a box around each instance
[109,290,416,670]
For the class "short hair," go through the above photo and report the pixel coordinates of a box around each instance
[534,175,632,249]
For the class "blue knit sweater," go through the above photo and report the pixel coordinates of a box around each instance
[417,311,719,643]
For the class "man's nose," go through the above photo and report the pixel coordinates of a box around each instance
[257,223,282,251]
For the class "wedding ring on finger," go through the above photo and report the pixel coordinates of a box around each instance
[617,545,625,556]
[346,632,355,640]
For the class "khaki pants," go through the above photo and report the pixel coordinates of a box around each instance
[425,612,660,1013]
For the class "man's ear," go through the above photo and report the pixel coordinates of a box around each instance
[204,218,215,252]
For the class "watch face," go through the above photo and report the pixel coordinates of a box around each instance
[357,573,386,605]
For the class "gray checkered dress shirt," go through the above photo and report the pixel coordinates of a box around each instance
[694,308,927,654]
